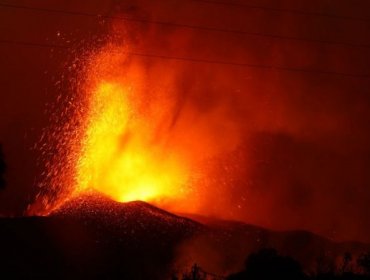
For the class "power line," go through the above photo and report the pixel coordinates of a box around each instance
[1,2,370,50]
[190,0,370,22]
[0,39,68,49]
[1,39,369,79]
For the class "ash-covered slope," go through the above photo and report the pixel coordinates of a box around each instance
[0,193,368,279]
[51,192,202,241]
[0,193,202,279]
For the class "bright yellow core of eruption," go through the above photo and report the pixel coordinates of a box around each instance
[76,82,188,204]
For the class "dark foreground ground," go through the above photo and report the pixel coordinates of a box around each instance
[0,193,368,279]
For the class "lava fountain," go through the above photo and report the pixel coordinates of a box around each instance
[29,35,240,215]
[67,45,196,212]
[76,77,189,204]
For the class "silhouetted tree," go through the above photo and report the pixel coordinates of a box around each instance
[341,252,353,274]
[181,264,206,280]
[0,144,6,189]
[358,252,370,275]
[316,252,336,275]
[227,248,305,280]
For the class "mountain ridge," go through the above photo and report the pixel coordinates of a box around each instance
[0,192,369,278]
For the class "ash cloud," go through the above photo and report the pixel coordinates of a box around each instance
[114,0,370,242]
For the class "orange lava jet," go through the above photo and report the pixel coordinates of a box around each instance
[29,35,240,216]
[71,45,199,211]
[76,80,189,204]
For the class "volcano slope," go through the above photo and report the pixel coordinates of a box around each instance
[0,193,368,279]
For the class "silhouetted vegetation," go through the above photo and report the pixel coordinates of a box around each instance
[172,263,226,280]
[314,251,337,277]
[174,264,207,280]
[342,252,353,274]
[0,144,6,189]
[358,252,370,275]
[309,252,368,280]
[174,249,370,280]
[227,248,306,280]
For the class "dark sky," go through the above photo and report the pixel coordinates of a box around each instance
[1,0,370,243]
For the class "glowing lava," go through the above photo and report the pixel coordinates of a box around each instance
[76,80,189,204]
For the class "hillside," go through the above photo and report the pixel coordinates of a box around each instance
[0,193,368,279]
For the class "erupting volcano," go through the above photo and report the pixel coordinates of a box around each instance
[3,1,370,278]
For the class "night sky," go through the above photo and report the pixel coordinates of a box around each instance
[1,0,370,243]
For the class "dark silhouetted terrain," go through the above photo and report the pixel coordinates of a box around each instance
[0,193,368,279]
